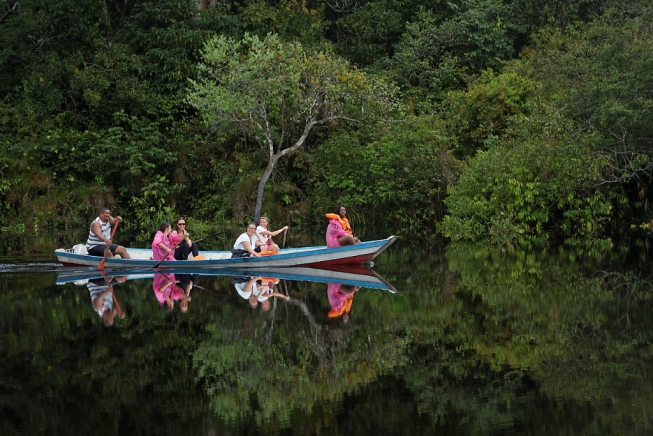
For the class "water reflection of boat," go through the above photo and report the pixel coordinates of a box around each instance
[55,266,398,292]
[54,236,398,269]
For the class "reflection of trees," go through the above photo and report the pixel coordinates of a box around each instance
[426,244,653,432]
[3,247,653,434]
[0,278,214,435]
[193,281,409,426]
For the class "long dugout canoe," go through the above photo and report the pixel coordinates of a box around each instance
[55,236,398,269]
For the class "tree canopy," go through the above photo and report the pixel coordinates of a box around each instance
[188,33,396,221]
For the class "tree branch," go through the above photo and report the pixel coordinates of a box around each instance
[0,2,19,24]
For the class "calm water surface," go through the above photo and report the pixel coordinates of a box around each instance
[1,233,652,435]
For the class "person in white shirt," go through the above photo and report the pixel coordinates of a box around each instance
[232,223,263,258]
[255,215,288,253]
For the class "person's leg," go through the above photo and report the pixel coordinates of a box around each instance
[174,243,191,260]
[191,242,199,257]
[87,245,107,257]
[112,245,131,259]
[337,235,356,246]
[178,274,191,288]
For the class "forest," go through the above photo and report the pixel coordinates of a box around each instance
[2,0,653,244]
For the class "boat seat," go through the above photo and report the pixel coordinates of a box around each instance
[72,244,88,255]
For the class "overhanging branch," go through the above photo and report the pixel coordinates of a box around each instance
[0,2,19,24]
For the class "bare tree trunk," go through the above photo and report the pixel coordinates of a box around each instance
[254,156,278,223]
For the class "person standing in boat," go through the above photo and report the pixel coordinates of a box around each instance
[231,223,263,258]
[256,215,287,253]
[171,216,202,260]
[152,222,182,261]
[85,207,131,259]
[325,207,361,248]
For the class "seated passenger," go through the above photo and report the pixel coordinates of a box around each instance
[256,215,288,253]
[326,211,360,248]
[232,223,263,258]
[85,207,131,259]
[325,206,360,244]
[152,222,182,261]
[171,216,201,260]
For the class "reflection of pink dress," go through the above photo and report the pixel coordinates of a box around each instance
[152,231,181,261]
[153,273,183,304]
[326,219,348,248]
[327,283,347,312]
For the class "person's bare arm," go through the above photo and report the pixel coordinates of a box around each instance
[242,240,262,257]
[90,221,112,245]
[268,291,290,300]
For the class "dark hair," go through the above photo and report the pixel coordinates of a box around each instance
[98,206,110,215]
[159,222,171,233]
[334,206,347,217]
[247,222,257,229]
[174,216,186,229]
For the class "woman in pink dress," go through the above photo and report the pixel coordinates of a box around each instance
[152,222,182,261]
[326,215,360,248]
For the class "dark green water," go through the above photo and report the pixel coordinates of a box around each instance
[1,233,652,435]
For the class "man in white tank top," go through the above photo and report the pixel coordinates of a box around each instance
[85,207,131,258]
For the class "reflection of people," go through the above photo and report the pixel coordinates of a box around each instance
[327,283,360,323]
[257,277,288,311]
[326,207,361,248]
[172,216,201,260]
[233,276,260,308]
[234,276,288,309]
[232,223,263,258]
[87,276,127,327]
[153,272,183,312]
[152,222,181,261]
[85,207,131,258]
[177,273,198,313]
[256,216,287,253]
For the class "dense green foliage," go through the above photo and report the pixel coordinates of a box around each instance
[2,0,653,243]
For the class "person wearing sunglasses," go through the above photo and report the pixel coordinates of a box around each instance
[171,216,201,260]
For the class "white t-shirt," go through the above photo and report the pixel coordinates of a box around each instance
[233,233,257,250]
[256,226,269,245]
[235,282,260,300]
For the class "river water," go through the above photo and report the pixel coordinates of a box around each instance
[1,232,652,435]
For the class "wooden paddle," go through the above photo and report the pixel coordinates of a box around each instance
[151,237,183,269]
[98,218,120,270]
[100,270,124,319]
[282,228,287,248]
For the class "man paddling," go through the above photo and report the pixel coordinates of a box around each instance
[85,207,131,259]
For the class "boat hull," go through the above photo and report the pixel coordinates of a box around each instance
[55,236,398,269]
[55,265,397,292]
